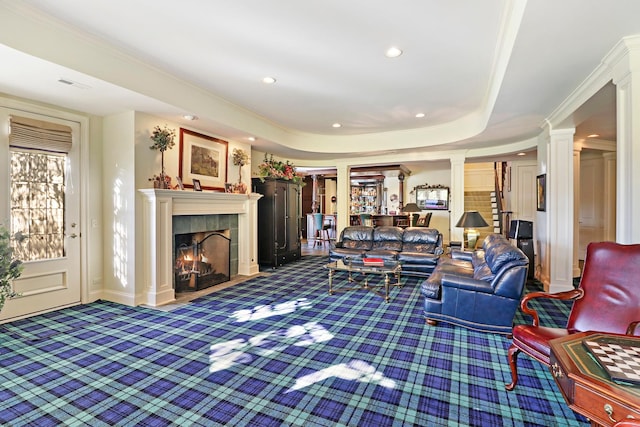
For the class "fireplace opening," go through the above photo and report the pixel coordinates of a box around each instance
[174,230,230,292]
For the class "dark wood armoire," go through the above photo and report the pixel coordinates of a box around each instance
[252,178,301,267]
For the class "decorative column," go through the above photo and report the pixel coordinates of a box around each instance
[572,145,582,278]
[336,163,350,233]
[548,128,576,293]
[376,178,384,214]
[606,36,640,243]
[450,155,466,243]
[602,152,617,241]
[311,174,319,213]
[398,173,405,211]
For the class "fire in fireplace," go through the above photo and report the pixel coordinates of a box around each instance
[174,230,230,292]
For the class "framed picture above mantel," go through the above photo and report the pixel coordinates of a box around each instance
[179,128,228,191]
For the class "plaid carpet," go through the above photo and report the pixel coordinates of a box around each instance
[0,256,587,426]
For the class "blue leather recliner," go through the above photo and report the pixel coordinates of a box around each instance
[421,233,529,334]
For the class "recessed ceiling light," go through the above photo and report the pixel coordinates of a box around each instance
[385,47,403,58]
[587,133,600,138]
[247,136,256,142]
[183,114,198,121]
[262,76,276,84]
[332,123,342,128]
[415,113,425,118]
[517,152,526,156]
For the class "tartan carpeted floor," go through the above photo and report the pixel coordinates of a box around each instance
[0,256,588,426]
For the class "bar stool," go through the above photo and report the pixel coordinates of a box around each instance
[313,213,332,247]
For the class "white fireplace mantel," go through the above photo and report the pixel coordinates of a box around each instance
[138,189,262,306]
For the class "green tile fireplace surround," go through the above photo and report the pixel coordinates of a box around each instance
[173,213,239,277]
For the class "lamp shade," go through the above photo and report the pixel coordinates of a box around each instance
[456,211,489,228]
[402,203,421,213]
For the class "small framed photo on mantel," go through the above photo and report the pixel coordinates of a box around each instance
[192,179,202,191]
[175,176,185,190]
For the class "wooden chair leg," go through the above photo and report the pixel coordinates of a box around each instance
[505,344,520,391]
[323,229,330,246]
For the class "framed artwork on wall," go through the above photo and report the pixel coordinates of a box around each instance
[536,174,546,211]
[179,128,228,191]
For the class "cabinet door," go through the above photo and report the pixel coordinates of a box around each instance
[285,182,301,252]
[274,181,288,252]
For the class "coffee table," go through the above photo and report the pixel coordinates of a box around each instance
[324,258,401,302]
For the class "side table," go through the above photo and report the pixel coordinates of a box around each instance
[549,331,640,426]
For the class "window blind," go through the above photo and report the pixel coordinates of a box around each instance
[9,115,72,153]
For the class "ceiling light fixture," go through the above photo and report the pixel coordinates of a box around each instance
[587,133,600,138]
[262,76,276,84]
[415,113,425,118]
[247,136,256,142]
[385,46,403,58]
[332,123,342,128]
[183,114,198,121]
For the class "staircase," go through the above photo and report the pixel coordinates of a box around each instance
[463,191,501,247]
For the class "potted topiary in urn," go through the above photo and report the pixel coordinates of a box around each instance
[232,148,249,194]
[0,225,23,313]
[149,125,176,189]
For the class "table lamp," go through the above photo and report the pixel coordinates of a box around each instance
[402,202,422,226]
[455,211,489,249]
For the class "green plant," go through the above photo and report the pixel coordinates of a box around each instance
[232,148,249,185]
[149,125,176,181]
[0,225,23,312]
[232,148,248,167]
[149,125,176,153]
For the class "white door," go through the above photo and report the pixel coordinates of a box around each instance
[579,157,605,260]
[0,108,82,322]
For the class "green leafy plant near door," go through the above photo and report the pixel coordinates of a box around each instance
[0,225,23,312]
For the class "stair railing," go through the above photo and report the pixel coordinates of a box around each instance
[494,163,510,237]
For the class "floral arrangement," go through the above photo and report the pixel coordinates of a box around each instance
[257,153,305,186]
[0,225,23,313]
[149,174,172,189]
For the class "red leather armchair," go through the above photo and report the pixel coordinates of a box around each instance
[505,241,640,391]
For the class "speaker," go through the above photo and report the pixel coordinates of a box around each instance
[508,220,533,240]
[516,238,535,279]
